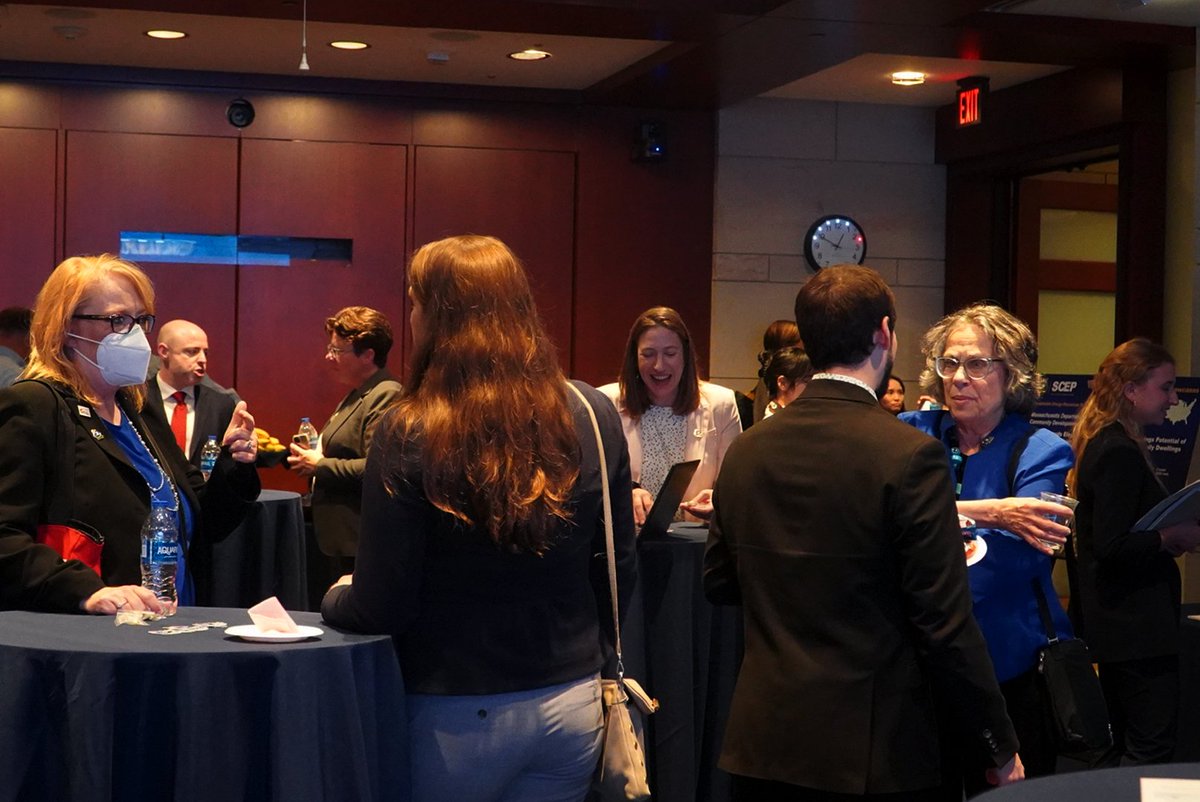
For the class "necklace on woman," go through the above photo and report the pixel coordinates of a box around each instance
[127,415,180,512]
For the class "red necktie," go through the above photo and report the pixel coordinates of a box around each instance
[170,391,188,452]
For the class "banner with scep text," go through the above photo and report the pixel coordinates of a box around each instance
[1032,374,1200,493]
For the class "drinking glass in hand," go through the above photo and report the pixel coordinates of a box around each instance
[1039,491,1078,558]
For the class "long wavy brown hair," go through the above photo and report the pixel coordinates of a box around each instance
[380,234,579,553]
[1067,338,1173,495]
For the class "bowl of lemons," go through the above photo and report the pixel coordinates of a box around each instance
[254,428,289,468]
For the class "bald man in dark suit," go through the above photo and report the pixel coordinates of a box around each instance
[704,266,1024,800]
[143,319,239,469]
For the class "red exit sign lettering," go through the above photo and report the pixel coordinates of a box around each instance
[957,86,981,127]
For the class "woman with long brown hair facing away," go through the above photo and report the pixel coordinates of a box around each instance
[1069,338,1200,766]
[321,234,637,801]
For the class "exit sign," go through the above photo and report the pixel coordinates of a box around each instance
[957,86,981,127]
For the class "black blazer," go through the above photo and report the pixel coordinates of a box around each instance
[1071,421,1179,662]
[143,376,240,468]
[0,379,260,612]
[704,379,1017,794]
[322,380,637,694]
[311,368,403,557]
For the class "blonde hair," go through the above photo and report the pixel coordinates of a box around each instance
[1067,338,1173,495]
[918,303,1043,415]
[24,254,155,409]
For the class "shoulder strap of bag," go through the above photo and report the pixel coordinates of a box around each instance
[1031,576,1060,645]
[1006,425,1036,496]
[565,380,625,676]
[20,379,75,524]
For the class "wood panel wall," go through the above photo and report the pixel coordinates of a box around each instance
[0,77,715,488]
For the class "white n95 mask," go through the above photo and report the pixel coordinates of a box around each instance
[69,325,153,387]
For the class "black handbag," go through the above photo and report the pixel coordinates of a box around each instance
[1032,578,1112,754]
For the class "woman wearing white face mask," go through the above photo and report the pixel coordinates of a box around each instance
[0,254,261,614]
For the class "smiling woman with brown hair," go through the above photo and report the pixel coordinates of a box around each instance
[600,306,742,525]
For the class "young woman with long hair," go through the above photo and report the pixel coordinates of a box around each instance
[321,234,636,802]
[1068,338,1200,766]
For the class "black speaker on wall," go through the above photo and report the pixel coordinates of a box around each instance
[632,122,666,163]
[226,98,256,129]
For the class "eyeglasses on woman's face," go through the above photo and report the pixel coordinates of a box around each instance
[934,355,1003,381]
[71,313,156,335]
[325,344,351,357]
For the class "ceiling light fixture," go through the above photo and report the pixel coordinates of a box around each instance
[890,71,926,86]
[329,41,370,50]
[508,48,552,61]
[145,29,187,40]
[298,0,310,71]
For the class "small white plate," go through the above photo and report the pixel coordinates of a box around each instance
[964,535,988,567]
[224,624,323,643]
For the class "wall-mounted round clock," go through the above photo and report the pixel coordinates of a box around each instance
[804,215,867,270]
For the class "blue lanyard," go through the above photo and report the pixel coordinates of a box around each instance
[949,445,965,499]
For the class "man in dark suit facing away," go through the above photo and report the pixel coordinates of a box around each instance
[704,265,1024,800]
[143,319,239,469]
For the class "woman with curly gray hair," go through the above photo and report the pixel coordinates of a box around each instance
[900,302,1076,795]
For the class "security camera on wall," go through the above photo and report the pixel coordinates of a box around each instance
[226,98,256,129]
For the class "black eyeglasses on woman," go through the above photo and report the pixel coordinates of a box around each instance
[71,313,156,334]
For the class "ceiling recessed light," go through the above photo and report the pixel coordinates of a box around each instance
[890,71,926,86]
[145,29,187,40]
[329,40,370,50]
[508,48,552,61]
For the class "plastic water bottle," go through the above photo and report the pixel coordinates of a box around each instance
[296,417,319,451]
[200,435,220,481]
[140,500,179,614]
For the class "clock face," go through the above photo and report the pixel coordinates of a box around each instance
[804,215,866,270]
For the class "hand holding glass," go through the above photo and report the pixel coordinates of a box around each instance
[1039,491,1078,557]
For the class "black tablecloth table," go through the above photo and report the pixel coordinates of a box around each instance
[624,530,742,802]
[207,489,307,610]
[0,607,407,802]
[1175,605,1200,760]
[978,763,1200,801]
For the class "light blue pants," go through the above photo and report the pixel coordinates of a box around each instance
[406,674,603,802]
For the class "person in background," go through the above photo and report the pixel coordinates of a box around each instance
[0,254,260,613]
[742,319,802,427]
[761,346,813,418]
[706,266,1023,799]
[288,307,403,601]
[600,306,741,526]
[322,235,635,802]
[881,374,906,415]
[142,319,240,469]
[898,303,1074,794]
[1068,338,1200,766]
[0,306,33,388]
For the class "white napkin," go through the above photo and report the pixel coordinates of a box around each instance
[247,596,299,633]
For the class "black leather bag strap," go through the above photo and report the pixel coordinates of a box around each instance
[1032,576,1060,645]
